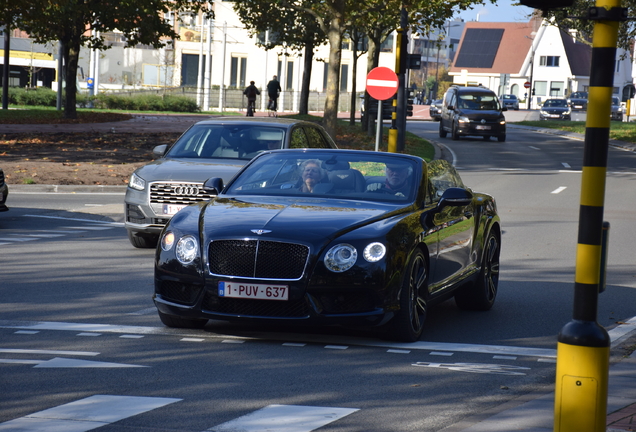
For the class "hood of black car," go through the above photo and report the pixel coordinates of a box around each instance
[202,197,397,243]
[133,158,245,183]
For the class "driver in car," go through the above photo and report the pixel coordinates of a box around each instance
[367,162,412,197]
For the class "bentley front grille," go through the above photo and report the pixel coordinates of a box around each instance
[208,240,309,280]
[150,182,216,205]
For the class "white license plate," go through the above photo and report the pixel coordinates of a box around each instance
[475,125,491,130]
[574,105,582,109]
[549,114,561,118]
[218,282,289,301]
[163,204,187,215]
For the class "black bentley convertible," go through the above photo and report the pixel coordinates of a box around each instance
[154,149,501,342]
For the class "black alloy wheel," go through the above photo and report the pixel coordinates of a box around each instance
[455,230,500,311]
[127,230,158,249]
[383,250,428,342]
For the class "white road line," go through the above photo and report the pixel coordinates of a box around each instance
[283,342,306,347]
[0,237,38,242]
[551,186,567,194]
[77,332,101,337]
[208,404,359,432]
[33,357,147,368]
[181,338,205,342]
[387,349,410,354]
[24,214,125,227]
[430,351,454,356]
[325,345,348,350]
[529,146,540,150]
[0,395,180,431]
[0,348,99,356]
[562,162,571,168]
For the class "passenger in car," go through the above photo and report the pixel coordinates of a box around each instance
[298,159,328,193]
[367,162,412,197]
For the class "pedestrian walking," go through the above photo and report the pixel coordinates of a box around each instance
[266,75,282,112]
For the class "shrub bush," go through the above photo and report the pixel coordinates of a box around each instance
[9,87,57,106]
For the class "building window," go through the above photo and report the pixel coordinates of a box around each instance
[230,55,247,88]
[534,81,547,96]
[323,63,329,92]
[549,81,564,97]
[380,34,394,53]
[286,61,293,90]
[340,64,349,91]
[539,56,560,67]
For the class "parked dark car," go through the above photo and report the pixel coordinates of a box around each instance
[0,167,8,212]
[499,94,519,110]
[539,99,571,120]
[611,96,624,121]
[153,149,501,342]
[429,99,443,121]
[439,86,507,142]
[567,91,588,111]
[125,118,338,248]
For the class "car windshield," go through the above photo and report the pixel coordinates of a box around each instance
[570,92,588,99]
[224,151,420,203]
[165,124,286,160]
[543,99,568,107]
[612,97,620,105]
[457,94,500,110]
[502,95,517,100]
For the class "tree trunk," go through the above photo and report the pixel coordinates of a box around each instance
[363,37,380,135]
[349,42,358,126]
[299,43,314,116]
[63,39,81,119]
[322,0,344,137]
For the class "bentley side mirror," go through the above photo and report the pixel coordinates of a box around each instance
[437,187,473,210]
[202,178,224,195]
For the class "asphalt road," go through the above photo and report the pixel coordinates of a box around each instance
[1,122,635,431]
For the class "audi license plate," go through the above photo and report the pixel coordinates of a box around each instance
[218,281,288,301]
[163,204,187,215]
[475,125,491,130]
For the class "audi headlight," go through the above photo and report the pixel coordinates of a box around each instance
[129,172,145,191]
[458,116,470,123]
[161,231,175,251]
[363,242,386,262]
[324,244,357,273]
[540,110,548,115]
[176,235,198,264]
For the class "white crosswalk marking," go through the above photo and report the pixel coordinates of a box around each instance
[208,404,359,432]
[0,395,181,431]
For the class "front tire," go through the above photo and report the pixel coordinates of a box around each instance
[455,230,500,311]
[439,121,447,138]
[497,134,506,142]
[127,230,158,249]
[382,250,428,342]
[451,122,460,140]
[158,310,208,329]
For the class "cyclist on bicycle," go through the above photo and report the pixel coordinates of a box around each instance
[243,81,260,116]
[266,75,281,111]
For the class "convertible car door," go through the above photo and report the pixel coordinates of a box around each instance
[427,161,475,290]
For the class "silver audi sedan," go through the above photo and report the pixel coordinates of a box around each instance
[124,117,338,248]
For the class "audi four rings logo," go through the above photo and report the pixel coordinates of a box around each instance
[173,186,200,196]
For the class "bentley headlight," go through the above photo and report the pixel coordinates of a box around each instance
[161,231,175,251]
[129,172,145,191]
[363,242,386,262]
[324,243,357,273]
[176,235,198,264]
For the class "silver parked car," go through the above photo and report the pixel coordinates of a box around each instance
[499,94,519,110]
[611,96,624,121]
[124,117,338,248]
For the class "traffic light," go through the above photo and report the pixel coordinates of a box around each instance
[406,95,414,117]
[519,0,574,9]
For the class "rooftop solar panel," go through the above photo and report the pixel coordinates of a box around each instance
[454,28,504,69]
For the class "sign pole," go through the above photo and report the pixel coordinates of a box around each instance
[375,100,382,151]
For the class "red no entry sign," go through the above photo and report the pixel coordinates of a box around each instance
[524,81,531,89]
[366,67,399,101]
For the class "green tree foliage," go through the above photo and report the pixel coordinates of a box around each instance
[15,0,212,119]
